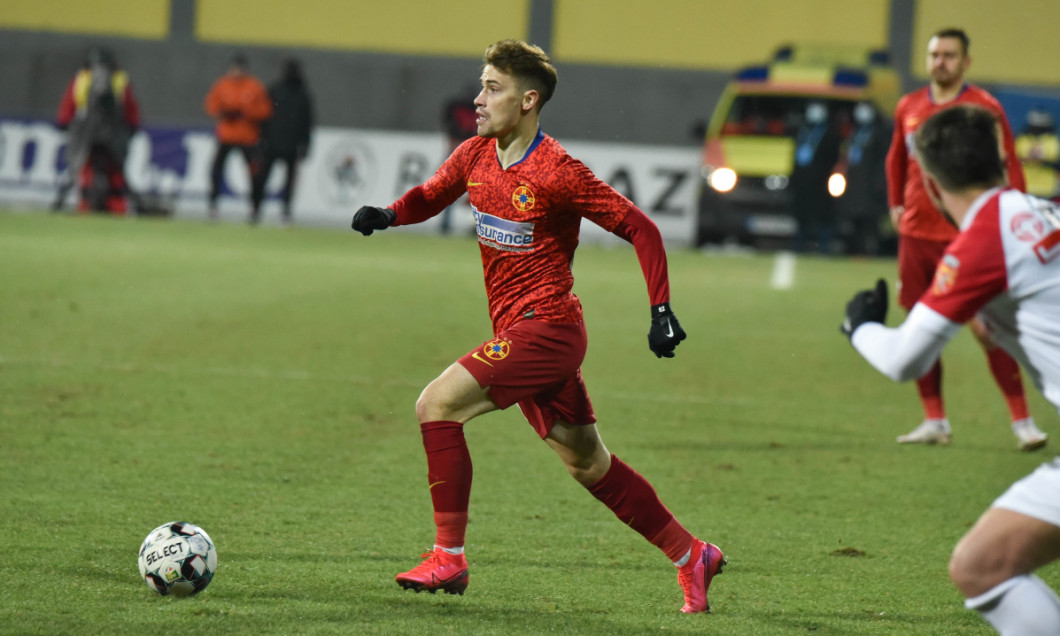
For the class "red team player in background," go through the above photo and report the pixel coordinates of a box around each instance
[885,28,1047,450]
[351,39,725,614]
[843,104,1060,636]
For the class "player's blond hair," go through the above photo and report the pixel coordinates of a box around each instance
[483,39,557,110]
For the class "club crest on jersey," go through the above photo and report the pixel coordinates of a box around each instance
[931,254,960,295]
[484,339,510,360]
[512,185,535,211]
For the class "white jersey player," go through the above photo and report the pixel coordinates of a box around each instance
[842,104,1060,635]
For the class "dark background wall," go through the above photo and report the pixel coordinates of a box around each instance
[1,0,1056,146]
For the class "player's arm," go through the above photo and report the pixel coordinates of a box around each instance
[997,112,1027,192]
[885,100,907,225]
[351,145,469,236]
[845,217,1007,380]
[560,157,685,357]
[851,303,959,381]
[611,208,686,358]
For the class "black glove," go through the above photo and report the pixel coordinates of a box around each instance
[648,302,687,358]
[351,206,396,236]
[841,278,888,339]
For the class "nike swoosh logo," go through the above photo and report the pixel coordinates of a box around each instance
[428,481,446,490]
[470,351,493,367]
[467,181,484,187]
[664,318,674,338]
[433,569,467,585]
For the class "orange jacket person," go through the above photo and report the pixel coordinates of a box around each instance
[204,54,272,220]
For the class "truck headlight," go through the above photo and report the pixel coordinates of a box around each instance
[707,167,737,193]
[828,173,846,197]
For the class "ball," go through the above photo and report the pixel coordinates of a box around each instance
[137,521,217,597]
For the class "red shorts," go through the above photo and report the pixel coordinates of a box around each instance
[897,235,950,311]
[458,319,596,439]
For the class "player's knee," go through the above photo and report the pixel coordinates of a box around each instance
[414,387,443,423]
[563,450,610,486]
[415,381,461,423]
[948,545,977,595]
[950,537,1006,597]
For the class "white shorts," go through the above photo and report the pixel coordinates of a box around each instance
[991,456,1060,528]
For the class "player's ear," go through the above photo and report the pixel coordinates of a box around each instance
[522,89,539,113]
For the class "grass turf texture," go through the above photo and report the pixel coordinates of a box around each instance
[1,210,1057,635]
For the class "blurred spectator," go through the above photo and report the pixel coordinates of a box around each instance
[789,101,842,253]
[55,46,141,214]
[839,101,891,254]
[438,85,479,234]
[1015,107,1060,199]
[251,58,314,225]
[204,54,272,221]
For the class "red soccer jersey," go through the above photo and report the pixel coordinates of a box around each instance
[886,84,1025,242]
[389,131,669,332]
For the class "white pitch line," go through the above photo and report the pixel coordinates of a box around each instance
[770,251,796,290]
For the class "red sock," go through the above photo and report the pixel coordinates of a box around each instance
[985,347,1029,420]
[916,360,945,420]
[587,455,695,563]
[420,421,472,549]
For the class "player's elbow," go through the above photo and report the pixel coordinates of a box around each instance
[879,356,935,383]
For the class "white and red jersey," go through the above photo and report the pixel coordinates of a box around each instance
[853,187,1060,408]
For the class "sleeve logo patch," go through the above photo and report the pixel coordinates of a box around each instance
[1011,212,1045,242]
[931,254,960,296]
[512,185,535,211]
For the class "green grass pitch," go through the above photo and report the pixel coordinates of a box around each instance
[1,210,1056,634]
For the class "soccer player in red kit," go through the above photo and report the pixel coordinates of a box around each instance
[885,28,1047,450]
[351,39,724,614]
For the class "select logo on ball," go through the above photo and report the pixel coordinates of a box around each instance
[137,521,217,597]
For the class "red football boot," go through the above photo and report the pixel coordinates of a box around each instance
[395,549,469,595]
[677,540,726,613]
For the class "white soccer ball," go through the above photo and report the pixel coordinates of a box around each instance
[137,521,217,597]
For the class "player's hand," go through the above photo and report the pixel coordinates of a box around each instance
[889,205,904,227]
[351,206,396,236]
[648,302,686,358]
[841,278,888,339]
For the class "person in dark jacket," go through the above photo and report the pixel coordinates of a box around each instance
[790,100,843,253]
[251,58,314,224]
